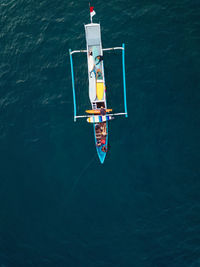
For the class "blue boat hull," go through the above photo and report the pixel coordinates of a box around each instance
[93,122,108,164]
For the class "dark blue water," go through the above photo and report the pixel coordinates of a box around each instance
[1,0,200,266]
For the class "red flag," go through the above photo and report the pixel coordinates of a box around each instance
[90,6,96,19]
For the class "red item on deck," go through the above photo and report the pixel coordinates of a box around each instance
[101,139,106,145]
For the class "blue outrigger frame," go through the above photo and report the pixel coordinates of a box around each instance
[69,48,77,122]
[122,43,128,118]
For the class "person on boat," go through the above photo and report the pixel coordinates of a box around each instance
[100,123,107,136]
[95,124,100,131]
[100,106,106,115]
[102,131,107,137]
[96,69,103,79]
[96,140,101,147]
[95,55,103,65]
[102,129,107,137]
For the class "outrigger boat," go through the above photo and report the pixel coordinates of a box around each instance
[69,6,128,164]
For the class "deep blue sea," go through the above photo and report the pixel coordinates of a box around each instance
[1,0,200,266]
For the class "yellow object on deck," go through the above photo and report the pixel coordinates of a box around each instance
[85,109,112,114]
[96,81,104,100]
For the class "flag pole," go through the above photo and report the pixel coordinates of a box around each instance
[89,2,93,23]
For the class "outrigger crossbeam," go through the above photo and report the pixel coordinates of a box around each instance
[75,112,127,119]
[103,47,124,51]
[69,43,128,122]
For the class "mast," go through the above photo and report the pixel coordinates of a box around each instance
[89,2,92,23]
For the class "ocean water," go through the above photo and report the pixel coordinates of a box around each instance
[0,0,200,266]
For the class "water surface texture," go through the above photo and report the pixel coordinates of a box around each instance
[0,0,200,266]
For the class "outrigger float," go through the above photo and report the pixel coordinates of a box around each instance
[69,6,128,164]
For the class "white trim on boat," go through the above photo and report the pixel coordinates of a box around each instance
[70,50,87,55]
[103,47,124,51]
[75,112,127,119]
